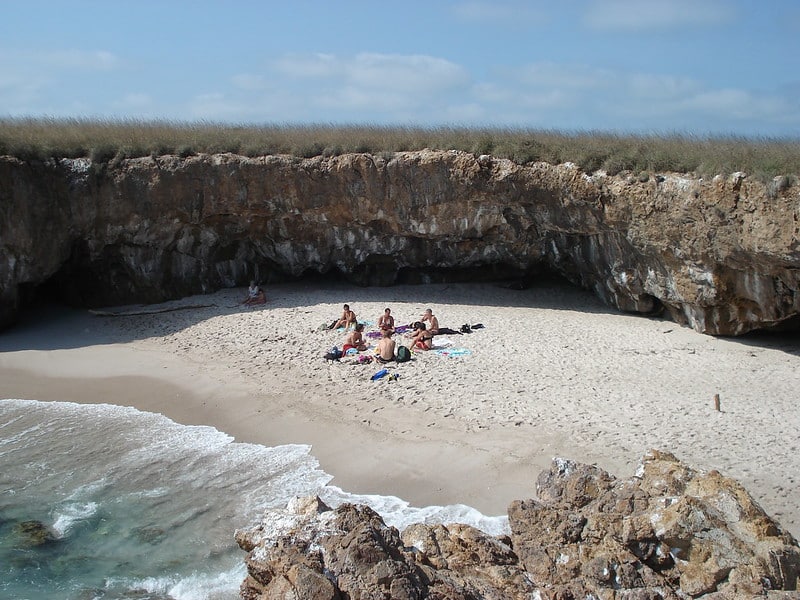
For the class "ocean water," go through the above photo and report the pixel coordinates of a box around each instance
[0,399,507,600]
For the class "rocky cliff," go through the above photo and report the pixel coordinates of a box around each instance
[1,151,798,334]
[236,451,800,599]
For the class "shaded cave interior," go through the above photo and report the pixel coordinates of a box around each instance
[13,241,800,343]
[18,238,580,313]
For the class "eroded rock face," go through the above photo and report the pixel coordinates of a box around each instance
[1,151,798,334]
[509,450,800,598]
[236,452,800,599]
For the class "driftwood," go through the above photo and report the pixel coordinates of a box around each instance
[89,303,215,317]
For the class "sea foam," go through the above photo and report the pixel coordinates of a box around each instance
[0,398,506,599]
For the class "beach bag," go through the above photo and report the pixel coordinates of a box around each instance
[324,346,342,361]
[396,345,411,363]
[371,369,389,381]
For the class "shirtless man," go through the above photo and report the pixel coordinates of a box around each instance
[376,329,396,363]
[330,304,357,330]
[421,308,439,335]
[377,308,395,332]
[343,323,367,353]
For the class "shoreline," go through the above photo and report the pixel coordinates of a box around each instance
[2,281,799,536]
[0,358,554,516]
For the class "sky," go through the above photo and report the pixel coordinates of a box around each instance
[1,0,799,136]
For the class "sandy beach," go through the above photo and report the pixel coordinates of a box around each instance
[2,280,799,538]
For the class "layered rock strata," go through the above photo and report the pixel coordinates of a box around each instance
[236,451,800,599]
[1,151,798,334]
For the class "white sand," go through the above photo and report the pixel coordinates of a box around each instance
[1,280,798,538]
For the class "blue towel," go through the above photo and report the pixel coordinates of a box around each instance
[433,348,472,357]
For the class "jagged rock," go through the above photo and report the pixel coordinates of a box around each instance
[236,496,535,599]
[2,151,799,334]
[236,452,800,599]
[509,449,800,598]
[13,520,57,547]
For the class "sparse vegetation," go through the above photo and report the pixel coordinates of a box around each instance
[1,117,799,181]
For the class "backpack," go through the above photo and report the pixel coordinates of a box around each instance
[324,346,342,361]
[396,345,411,363]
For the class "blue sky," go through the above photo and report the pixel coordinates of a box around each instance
[1,0,799,136]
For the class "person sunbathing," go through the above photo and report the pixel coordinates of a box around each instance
[330,304,357,330]
[241,281,266,305]
[342,323,367,353]
[377,307,395,332]
[421,308,439,335]
[375,329,396,363]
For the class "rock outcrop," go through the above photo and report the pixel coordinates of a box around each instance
[236,451,800,599]
[1,151,798,334]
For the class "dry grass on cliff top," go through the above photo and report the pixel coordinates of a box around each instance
[1,117,799,181]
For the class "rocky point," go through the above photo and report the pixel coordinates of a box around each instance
[235,450,800,599]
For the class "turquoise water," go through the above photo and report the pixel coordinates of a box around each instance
[0,399,507,600]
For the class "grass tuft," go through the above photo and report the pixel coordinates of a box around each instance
[1,118,798,180]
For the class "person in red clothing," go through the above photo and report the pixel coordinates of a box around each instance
[342,323,367,353]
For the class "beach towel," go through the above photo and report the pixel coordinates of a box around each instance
[431,336,454,349]
[366,331,383,339]
[345,347,359,356]
[433,348,472,358]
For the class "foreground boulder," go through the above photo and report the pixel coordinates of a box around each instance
[2,151,799,334]
[236,451,799,599]
[510,450,799,598]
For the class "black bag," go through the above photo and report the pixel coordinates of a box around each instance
[396,345,411,363]
[324,346,342,361]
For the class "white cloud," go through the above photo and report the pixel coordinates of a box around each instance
[205,55,796,131]
[273,53,340,79]
[261,52,471,117]
[678,88,795,122]
[347,53,469,94]
[583,0,735,31]
[469,61,798,131]
[627,73,702,100]
[272,52,469,93]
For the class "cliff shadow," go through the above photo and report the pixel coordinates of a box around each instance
[2,274,797,356]
[0,271,622,352]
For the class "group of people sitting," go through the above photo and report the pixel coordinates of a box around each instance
[333,304,442,363]
[238,284,453,363]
